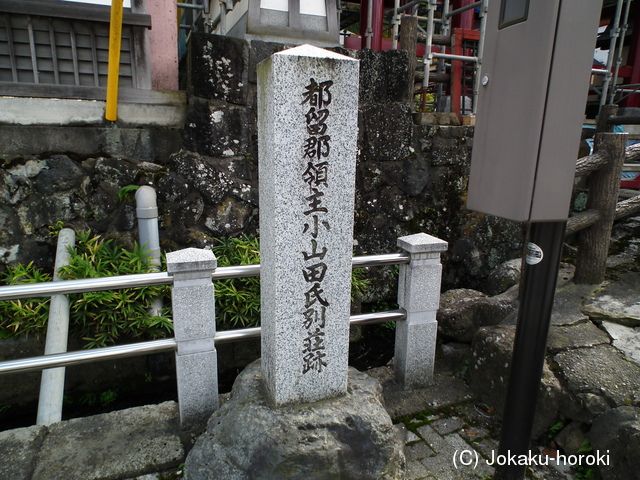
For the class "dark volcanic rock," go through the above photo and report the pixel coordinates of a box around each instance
[35,155,86,195]
[437,288,517,342]
[588,407,640,480]
[184,360,405,480]
[189,33,250,105]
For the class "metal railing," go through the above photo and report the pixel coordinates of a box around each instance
[0,228,453,430]
[0,253,409,376]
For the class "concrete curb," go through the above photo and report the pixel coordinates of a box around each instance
[0,402,184,480]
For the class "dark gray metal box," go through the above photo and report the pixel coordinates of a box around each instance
[467,0,602,222]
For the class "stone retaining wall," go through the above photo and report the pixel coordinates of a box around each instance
[0,33,523,295]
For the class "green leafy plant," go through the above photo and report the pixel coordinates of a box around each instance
[577,439,593,454]
[213,235,261,330]
[547,420,565,438]
[48,220,65,237]
[118,185,140,203]
[58,232,172,348]
[351,267,370,302]
[99,389,118,407]
[212,234,370,331]
[0,232,370,345]
[0,232,172,348]
[0,262,52,336]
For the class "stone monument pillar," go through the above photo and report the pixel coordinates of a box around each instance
[257,44,359,406]
[184,47,406,479]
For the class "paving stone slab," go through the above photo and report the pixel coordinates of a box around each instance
[430,417,465,436]
[406,441,435,461]
[416,425,452,455]
[0,425,47,480]
[601,320,640,366]
[546,320,610,353]
[582,273,640,327]
[31,402,184,480]
[555,345,640,420]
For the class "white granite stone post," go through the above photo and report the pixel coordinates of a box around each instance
[166,248,218,429]
[257,45,359,406]
[395,233,448,390]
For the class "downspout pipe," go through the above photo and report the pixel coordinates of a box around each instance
[136,186,163,316]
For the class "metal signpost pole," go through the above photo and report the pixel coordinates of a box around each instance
[493,221,566,480]
[465,2,602,479]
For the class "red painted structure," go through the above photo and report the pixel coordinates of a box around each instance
[350,1,640,113]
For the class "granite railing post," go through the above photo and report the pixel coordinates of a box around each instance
[395,232,448,390]
[166,248,218,430]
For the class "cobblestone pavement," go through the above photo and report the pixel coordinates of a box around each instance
[130,360,588,480]
[382,367,581,480]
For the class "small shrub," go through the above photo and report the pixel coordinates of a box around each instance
[58,232,172,348]
[0,232,369,344]
[0,232,172,348]
[213,235,261,330]
[0,262,52,337]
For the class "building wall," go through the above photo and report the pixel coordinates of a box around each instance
[0,34,524,295]
[147,0,179,90]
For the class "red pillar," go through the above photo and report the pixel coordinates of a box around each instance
[451,0,475,30]
[359,0,385,50]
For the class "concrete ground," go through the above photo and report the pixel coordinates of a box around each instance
[0,353,577,480]
[7,268,638,479]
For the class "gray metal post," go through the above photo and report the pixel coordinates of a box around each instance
[37,228,75,425]
[394,233,447,390]
[600,0,624,108]
[166,248,218,430]
[473,0,488,115]
[392,0,400,49]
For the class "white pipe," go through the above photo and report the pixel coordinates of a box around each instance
[136,186,163,316]
[37,228,76,426]
[219,0,226,35]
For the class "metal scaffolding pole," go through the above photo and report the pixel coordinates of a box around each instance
[610,0,632,103]
[422,0,436,89]
[600,0,624,109]
[472,0,488,114]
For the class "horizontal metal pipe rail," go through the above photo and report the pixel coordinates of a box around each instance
[0,253,410,376]
[0,254,409,301]
[0,310,407,375]
[445,1,481,18]
[397,0,423,13]
[177,3,204,9]
[432,52,477,63]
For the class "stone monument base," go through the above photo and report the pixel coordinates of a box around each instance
[184,360,406,480]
